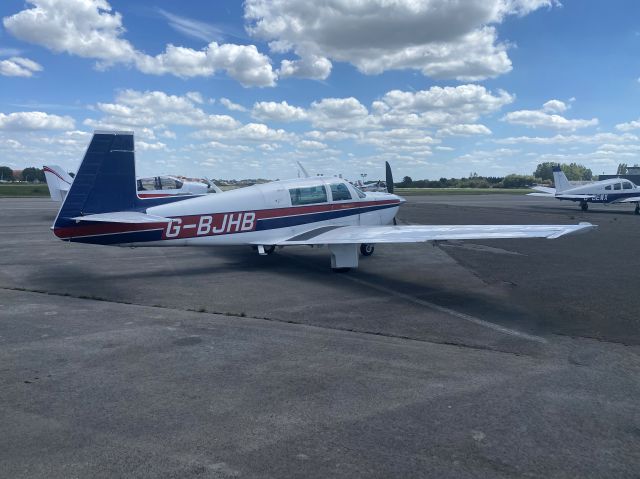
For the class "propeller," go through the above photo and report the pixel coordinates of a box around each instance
[385,161,394,194]
[203,177,223,193]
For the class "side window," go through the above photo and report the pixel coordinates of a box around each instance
[289,185,328,205]
[614,183,622,190]
[138,178,155,191]
[160,177,178,190]
[330,183,352,201]
[605,185,611,190]
[623,181,633,190]
[174,179,184,189]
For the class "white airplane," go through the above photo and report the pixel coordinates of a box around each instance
[529,166,640,214]
[44,165,220,202]
[50,131,596,271]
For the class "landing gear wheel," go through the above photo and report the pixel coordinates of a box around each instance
[332,267,351,273]
[635,204,640,215]
[580,201,588,211]
[264,245,276,255]
[360,243,375,256]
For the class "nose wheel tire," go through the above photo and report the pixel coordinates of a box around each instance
[580,201,588,211]
[360,243,375,256]
[332,267,352,273]
[635,204,640,215]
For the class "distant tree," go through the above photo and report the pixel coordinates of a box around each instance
[616,163,628,175]
[21,167,45,182]
[0,166,14,181]
[500,174,536,188]
[562,162,592,181]
[400,176,413,187]
[533,162,557,181]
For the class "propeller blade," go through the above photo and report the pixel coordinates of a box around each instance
[385,161,394,194]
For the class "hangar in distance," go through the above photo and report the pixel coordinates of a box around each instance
[50,131,596,271]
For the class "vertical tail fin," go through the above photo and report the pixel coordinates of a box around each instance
[552,165,571,193]
[43,165,73,202]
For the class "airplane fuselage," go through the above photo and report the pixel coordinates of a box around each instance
[557,178,639,204]
[53,177,403,246]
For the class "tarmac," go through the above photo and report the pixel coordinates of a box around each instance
[1,195,638,478]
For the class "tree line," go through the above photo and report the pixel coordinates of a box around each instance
[398,162,593,189]
[0,166,46,182]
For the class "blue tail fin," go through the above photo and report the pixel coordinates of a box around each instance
[54,131,188,229]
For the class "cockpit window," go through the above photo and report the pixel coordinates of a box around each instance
[352,185,367,199]
[160,177,181,190]
[623,181,633,190]
[614,183,622,190]
[330,183,352,201]
[605,185,612,190]
[289,185,328,205]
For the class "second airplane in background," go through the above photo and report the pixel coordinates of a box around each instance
[529,166,640,214]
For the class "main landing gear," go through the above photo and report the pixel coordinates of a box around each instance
[580,201,589,211]
[635,204,640,215]
[360,243,375,256]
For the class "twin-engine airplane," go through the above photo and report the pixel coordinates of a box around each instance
[44,164,219,203]
[529,166,640,214]
[51,131,596,271]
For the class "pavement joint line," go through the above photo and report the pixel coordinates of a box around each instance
[338,274,547,344]
[284,254,547,344]
[0,286,532,357]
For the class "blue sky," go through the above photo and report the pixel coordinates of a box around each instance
[1,0,639,180]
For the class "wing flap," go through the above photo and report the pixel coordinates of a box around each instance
[555,194,595,200]
[71,211,172,223]
[530,185,555,194]
[270,223,596,245]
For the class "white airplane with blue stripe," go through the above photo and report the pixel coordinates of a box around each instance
[529,166,640,214]
[51,131,596,271]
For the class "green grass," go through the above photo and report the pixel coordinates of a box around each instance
[0,183,49,197]
[395,187,532,196]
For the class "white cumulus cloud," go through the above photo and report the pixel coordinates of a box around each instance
[503,100,597,131]
[245,0,559,81]
[3,0,276,87]
[0,111,74,130]
[252,101,307,122]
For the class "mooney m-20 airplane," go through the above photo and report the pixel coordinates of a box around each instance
[51,131,596,271]
[44,165,219,203]
[529,166,640,214]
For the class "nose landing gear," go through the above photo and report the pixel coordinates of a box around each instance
[580,201,588,211]
[635,204,639,215]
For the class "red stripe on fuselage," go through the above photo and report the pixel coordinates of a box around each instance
[54,199,401,240]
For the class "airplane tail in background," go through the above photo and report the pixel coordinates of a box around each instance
[43,165,73,202]
[552,166,571,193]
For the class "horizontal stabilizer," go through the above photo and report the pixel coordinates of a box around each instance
[71,211,172,224]
[263,222,597,246]
[530,185,555,194]
[527,192,555,197]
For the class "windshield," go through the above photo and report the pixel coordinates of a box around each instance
[352,185,367,198]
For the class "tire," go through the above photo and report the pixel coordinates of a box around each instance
[360,243,375,256]
[264,245,276,255]
[580,202,588,211]
[635,205,640,215]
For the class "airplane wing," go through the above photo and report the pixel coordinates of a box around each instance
[71,212,172,223]
[555,194,595,200]
[263,223,596,246]
[530,185,555,194]
[613,196,640,203]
